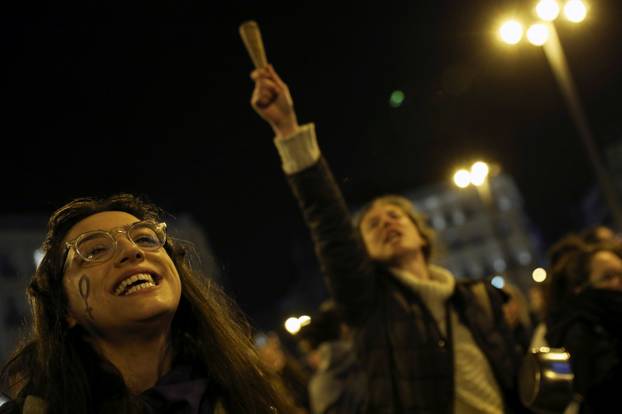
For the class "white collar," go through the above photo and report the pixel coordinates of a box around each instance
[390,264,456,301]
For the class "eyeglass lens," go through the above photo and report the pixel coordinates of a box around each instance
[77,223,163,262]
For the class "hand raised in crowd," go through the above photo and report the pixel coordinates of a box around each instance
[250,65,299,138]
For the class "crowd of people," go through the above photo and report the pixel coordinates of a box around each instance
[0,64,620,414]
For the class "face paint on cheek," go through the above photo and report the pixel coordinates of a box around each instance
[79,274,95,320]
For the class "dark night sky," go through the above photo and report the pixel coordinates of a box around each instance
[2,1,622,327]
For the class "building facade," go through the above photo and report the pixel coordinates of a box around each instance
[403,173,543,293]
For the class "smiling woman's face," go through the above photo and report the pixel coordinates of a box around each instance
[62,211,182,339]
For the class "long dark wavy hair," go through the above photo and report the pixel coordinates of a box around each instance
[0,194,293,413]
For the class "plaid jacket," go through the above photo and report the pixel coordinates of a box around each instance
[287,158,525,413]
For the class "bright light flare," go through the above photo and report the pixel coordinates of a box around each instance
[299,315,311,327]
[536,0,561,21]
[527,23,550,46]
[453,169,471,188]
[532,267,547,283]
[491,275,505,289]
[470,161,489,186]
[284,317,301,335]
[499,20,523,45]
[564,0,587,23]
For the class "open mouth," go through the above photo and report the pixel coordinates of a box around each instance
[114,273,161,296]
[384,230,402,244]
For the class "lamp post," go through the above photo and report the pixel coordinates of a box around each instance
[453,161,498,206]
[453,161,515,281]
[498,0,622,230]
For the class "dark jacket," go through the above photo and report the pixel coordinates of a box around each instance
[0,362,220,414]
[546,289,622,414]
[288,158,524,414]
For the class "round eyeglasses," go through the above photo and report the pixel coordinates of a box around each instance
[64,221,167,264]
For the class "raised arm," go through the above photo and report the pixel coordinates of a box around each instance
[250,66,378,324]
[250,65,299,139]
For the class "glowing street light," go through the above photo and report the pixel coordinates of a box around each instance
[536,0,561,21]
[499,20,523,45]
[284,317,301,335]
[532,267,547,282]
[299,315,311,327]
[527,23,550,46]
[564,0,587,23]
[499,1,588,47]
[453,169,471,188]
[284,315,312,335]
[494,1,622,230]
[453,161,493,189]
[470,161,490,186]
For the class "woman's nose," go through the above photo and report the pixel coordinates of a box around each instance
[382,215,397,227]
[115,237,145,265]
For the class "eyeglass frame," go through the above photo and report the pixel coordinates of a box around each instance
[63,220,168,267]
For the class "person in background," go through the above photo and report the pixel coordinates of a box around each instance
[579,225,619,245]
[544,235,622,413]
[250,64,526,413]
[527,284,546,325]
[527,284,548,350]
[502,283,533,355]
[0,194,293,414]
[256,331,311,414]
[297,301,366,414]
[531,224,621,351]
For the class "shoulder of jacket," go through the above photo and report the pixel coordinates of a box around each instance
[454,280,503,325]
[471,281,494,321]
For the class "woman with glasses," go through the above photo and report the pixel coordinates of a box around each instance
[545,235,622,413]
[0,194,293,414]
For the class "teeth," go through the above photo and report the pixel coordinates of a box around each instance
[114,273,155,296]
[123,281,156,296]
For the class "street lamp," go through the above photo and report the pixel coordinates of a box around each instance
[564,0,588,22]
[533,0,588,24]
[284,314,311,335]
[453,169,471,188]
[452,161,491,188]
[532,267,548,283]
[496,1,622,230]
[499,0,588,47]
[499,20,523,45]
[470,161,490,186]
[526,23,550,46]
[536,0,561,21]
[453,161,520,283]
[453,160,497,202]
